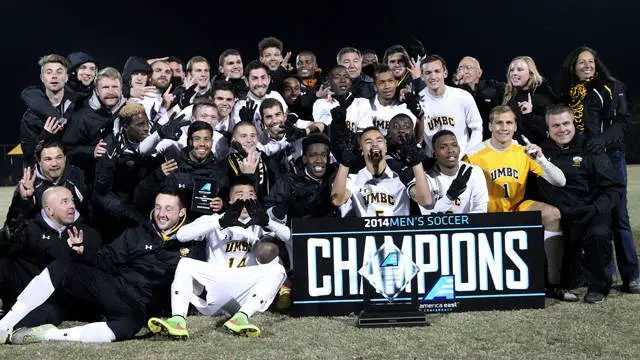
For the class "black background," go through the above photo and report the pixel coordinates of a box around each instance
[2,0,639,145]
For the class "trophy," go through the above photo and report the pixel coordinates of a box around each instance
[357,241,428,327]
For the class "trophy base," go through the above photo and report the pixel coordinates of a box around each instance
[357,310,429,328]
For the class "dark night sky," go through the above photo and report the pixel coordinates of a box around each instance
[2,0,638,144]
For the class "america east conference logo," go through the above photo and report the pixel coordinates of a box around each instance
[421,275,458,312]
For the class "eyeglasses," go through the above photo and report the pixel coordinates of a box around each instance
[457,65,478,72]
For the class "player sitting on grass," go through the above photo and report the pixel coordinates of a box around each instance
[148,176,289,338]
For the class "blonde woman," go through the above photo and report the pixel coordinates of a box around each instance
[503,56,557,145]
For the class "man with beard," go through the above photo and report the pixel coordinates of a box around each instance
[20,54,75,166]
[230,60,287,134]
[62,67,126,170]
[4,141,88,230]
[212,49,248,99]
[0,189,190,344]
[0,185,102,318]
[418,55,483,158]
[258,36,292,92]
[382,45,426,94]
[211,80,238,135]
[312,65,372,132]
[167,56,185,85]
[136,60,174,127]
[65,52,97,100]
[419,130,488,215]
[280,77,314,120]
[452,56,505,140]
[337,47,375,99]
[331,126,432,217]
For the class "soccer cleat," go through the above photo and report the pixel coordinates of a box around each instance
[0,329,10,345]
[148,316,189,340]
[276,286,292,311]
[622,279,640,294]
[546,287,579,302]
[10,324,57,344]
[223,312,261,338]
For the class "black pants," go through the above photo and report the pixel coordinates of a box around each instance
[18,260,148,340]
[563,214,613,295]
[0,258,36,311]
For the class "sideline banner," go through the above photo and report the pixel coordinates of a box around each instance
[291,212,545,316]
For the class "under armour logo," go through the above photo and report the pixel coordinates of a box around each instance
[145,245,153,250]
[178,184,186,189]
[42,235,50,240]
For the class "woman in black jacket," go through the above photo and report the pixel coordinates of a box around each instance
[555,46,639,293]
[502,56,557,145]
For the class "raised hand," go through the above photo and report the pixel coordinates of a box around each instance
[239,150,260,174]
[19,167,36,200]
[403,91,424,118]
[219,199,246,228]
[399,133,425,167]
[446,164,473,200]
[130,86,157,99]
[231,140,248,159]
[66,226,84,255]
[162,83,175,109]
[518,93,533,115]
[43,116,64,135]
[93,139,107,159]
[160,159,178,176]
[158,113,189,140]
[281,51,293,71]
[245,198,269,227]
[239,100,258,124]
[284,113,306,142]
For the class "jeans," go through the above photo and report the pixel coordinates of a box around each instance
[608,151,639,283]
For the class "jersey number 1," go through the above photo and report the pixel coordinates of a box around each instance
[502,183,510,198]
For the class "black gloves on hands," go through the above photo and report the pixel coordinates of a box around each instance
[406,36,427,61]
[219,199,246,228]
[284,113,306,143]
[230,140,248,158]
[239,100,258,124]
[403,92,424,118]
[178,84,198,109]
[585,136,605,154]
[330,92,355,127]
[157,113,189,140]
[245,199,270,227]
[399,134,425,167]
[446,164,473,201]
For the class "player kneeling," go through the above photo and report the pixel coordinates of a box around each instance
[148,176,289,338]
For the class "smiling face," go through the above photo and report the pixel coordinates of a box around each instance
[153,193,185,232]
[489,111,517,145]
[130,71,149,88]
[95,77,122,109]
[387,52,407,79]
[213,89,235,118]
[193,105,219,127]
[233,123,258,153]
[76,62,97,86]
[548,111,575,146]
[40,62,68,93]
[220,54,244,80]
[282,77,301,105]
[296,53,317,79]
[189,129,213,161]
[421,60,447,93]
[303,143,329,178]
[508,59,531,89]
[150,62,172,90]
[260,47,283,71]
[360,128,386,163]
[261,105,285,139]
[39,146,66,181]
[190,61,210,90]
[245,68,270,98]
[574,50,596,81]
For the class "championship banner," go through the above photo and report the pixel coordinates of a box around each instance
[291,212,545,316]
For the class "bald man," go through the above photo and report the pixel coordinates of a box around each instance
[0,184,102,315]
[452,56,505,140]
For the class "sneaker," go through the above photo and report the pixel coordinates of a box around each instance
[223,312,261,338]
[0,329,10,345]
[622,280,640,294]
[584,291,606,304]
[548,288,579,302]
[147,316,189,340]
[276,286,292,311]
[10,324,57,344]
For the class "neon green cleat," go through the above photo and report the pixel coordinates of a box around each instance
[223,312,261,338]
[148,316,189,340]
[10,324,57,344]
[0,329,10,345]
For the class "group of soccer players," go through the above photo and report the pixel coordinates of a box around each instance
[0,37,637,344]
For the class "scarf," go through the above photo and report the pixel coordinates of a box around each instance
[568,76,595,133]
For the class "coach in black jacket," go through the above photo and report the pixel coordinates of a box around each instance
[0,186,102,313]
[0,189,191,344]
[536,105,624,303]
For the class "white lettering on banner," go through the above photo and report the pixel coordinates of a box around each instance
[308,238,332,297]
[306,231,530,297]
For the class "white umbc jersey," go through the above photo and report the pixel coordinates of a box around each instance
[340,166,413,217]
[419,162,488,215]
[176,213,291,268]
[347,95,417,136]
[419,85,483,157]
[230,91,288,134]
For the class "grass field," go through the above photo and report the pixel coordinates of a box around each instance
[1,168,640,359]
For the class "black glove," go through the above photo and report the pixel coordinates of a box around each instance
[219,199,246,228]
[404,92,424,118]
[239,100,257,124]
[585,136,605,154]
[406,36,427,61]
[566,204,598,224]
[178,84,198,109]
[329,92,355,127]
[230,140,248,159]
[340,132,360,167]
[284,113,306,142]
[157,113,189,140]
[446,164,473,201]
[399,133,425,167]
[245,199,269,227]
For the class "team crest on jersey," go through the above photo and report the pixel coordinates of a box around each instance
[361,190,396,206]
[426,116,455,130]
[225,241,250,252]
[490,167,519,181]
[572,156,583,167]
[180,248,190,257]
[372,117,389,130]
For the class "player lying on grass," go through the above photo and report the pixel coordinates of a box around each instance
[148,176,289,338]
[0,189,189,344]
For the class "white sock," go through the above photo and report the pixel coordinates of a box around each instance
[171,262,194,318]
[0,268,55,331]
[544,230,562,241]
[45,322,116,343]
